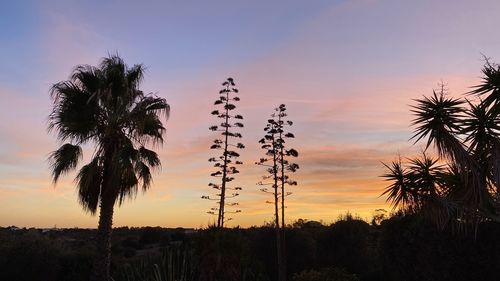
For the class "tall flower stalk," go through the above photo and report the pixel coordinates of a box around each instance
[202,78,244,228]
[256,104,298,281]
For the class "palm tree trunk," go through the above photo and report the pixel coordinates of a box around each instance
[91,144,116,281]
[90,196,115,281]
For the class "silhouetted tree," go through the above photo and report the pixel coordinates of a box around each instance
[48,55,169,281]
[383,61,500,227]
[256,104,299,281]
[371,209,388,226]
[203,78,244,228]
[382,153,449,221]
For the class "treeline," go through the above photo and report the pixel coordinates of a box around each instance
[2,214,500,281]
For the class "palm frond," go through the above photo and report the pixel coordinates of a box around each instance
[75,157,102,214]
[49,81,100,143]
[406,153,445,198]
[410,90,465,158]
[139,147,161,169]
[117,158,139,205]
[131,95,170,122]
[135,161,152,191]
[70,64,102,93]
[468,59,500,113]
[461,99,499,154]
[126,64,145,90]
[49,143,82,183]
[381,159,414,210]
[132,113,166,145]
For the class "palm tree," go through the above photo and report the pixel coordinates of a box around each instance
[468,60,500,193]
[383,72,500,227]
[48,55,169,281]
[382,154,445,212]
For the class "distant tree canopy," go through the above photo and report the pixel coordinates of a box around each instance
[4,215,500,281]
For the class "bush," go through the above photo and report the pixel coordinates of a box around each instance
[114,244,196,281]
[0,229,62,281]
[292,267,359,281]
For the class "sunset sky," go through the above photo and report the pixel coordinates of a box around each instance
[2,0,500,228]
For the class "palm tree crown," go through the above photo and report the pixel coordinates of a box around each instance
[49,55,169,212]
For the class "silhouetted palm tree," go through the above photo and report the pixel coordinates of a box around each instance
[383,61,500,226]
[382,154,445,213]
[48,55,169,281]
[468,60,500,193]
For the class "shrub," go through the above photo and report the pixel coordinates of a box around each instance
[292,267,359,281]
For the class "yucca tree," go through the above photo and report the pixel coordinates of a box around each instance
[48,55,169,281]
[383,61,500,226]
[382,154,455,224]
[468,60,500,192]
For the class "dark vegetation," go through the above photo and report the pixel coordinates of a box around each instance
[2,215,500,281]
[383,60,500,227]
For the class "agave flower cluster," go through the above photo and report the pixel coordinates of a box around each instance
[202,78,244,228]
[256,104,299,281]
[256,104,299,228]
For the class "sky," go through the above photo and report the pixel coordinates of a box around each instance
[1,0,500,228]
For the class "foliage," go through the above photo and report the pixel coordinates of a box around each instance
[48,54,169,214]
[3,216,500,281]
[379,215,500,281]
[192,228,269,281]
[292,268,359,281]
[317,218,372,276]
[0,229,62,281]
[0,229,93,281]
[203,78,244,227]
[114,245,195,281]
[383,65,500,226]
